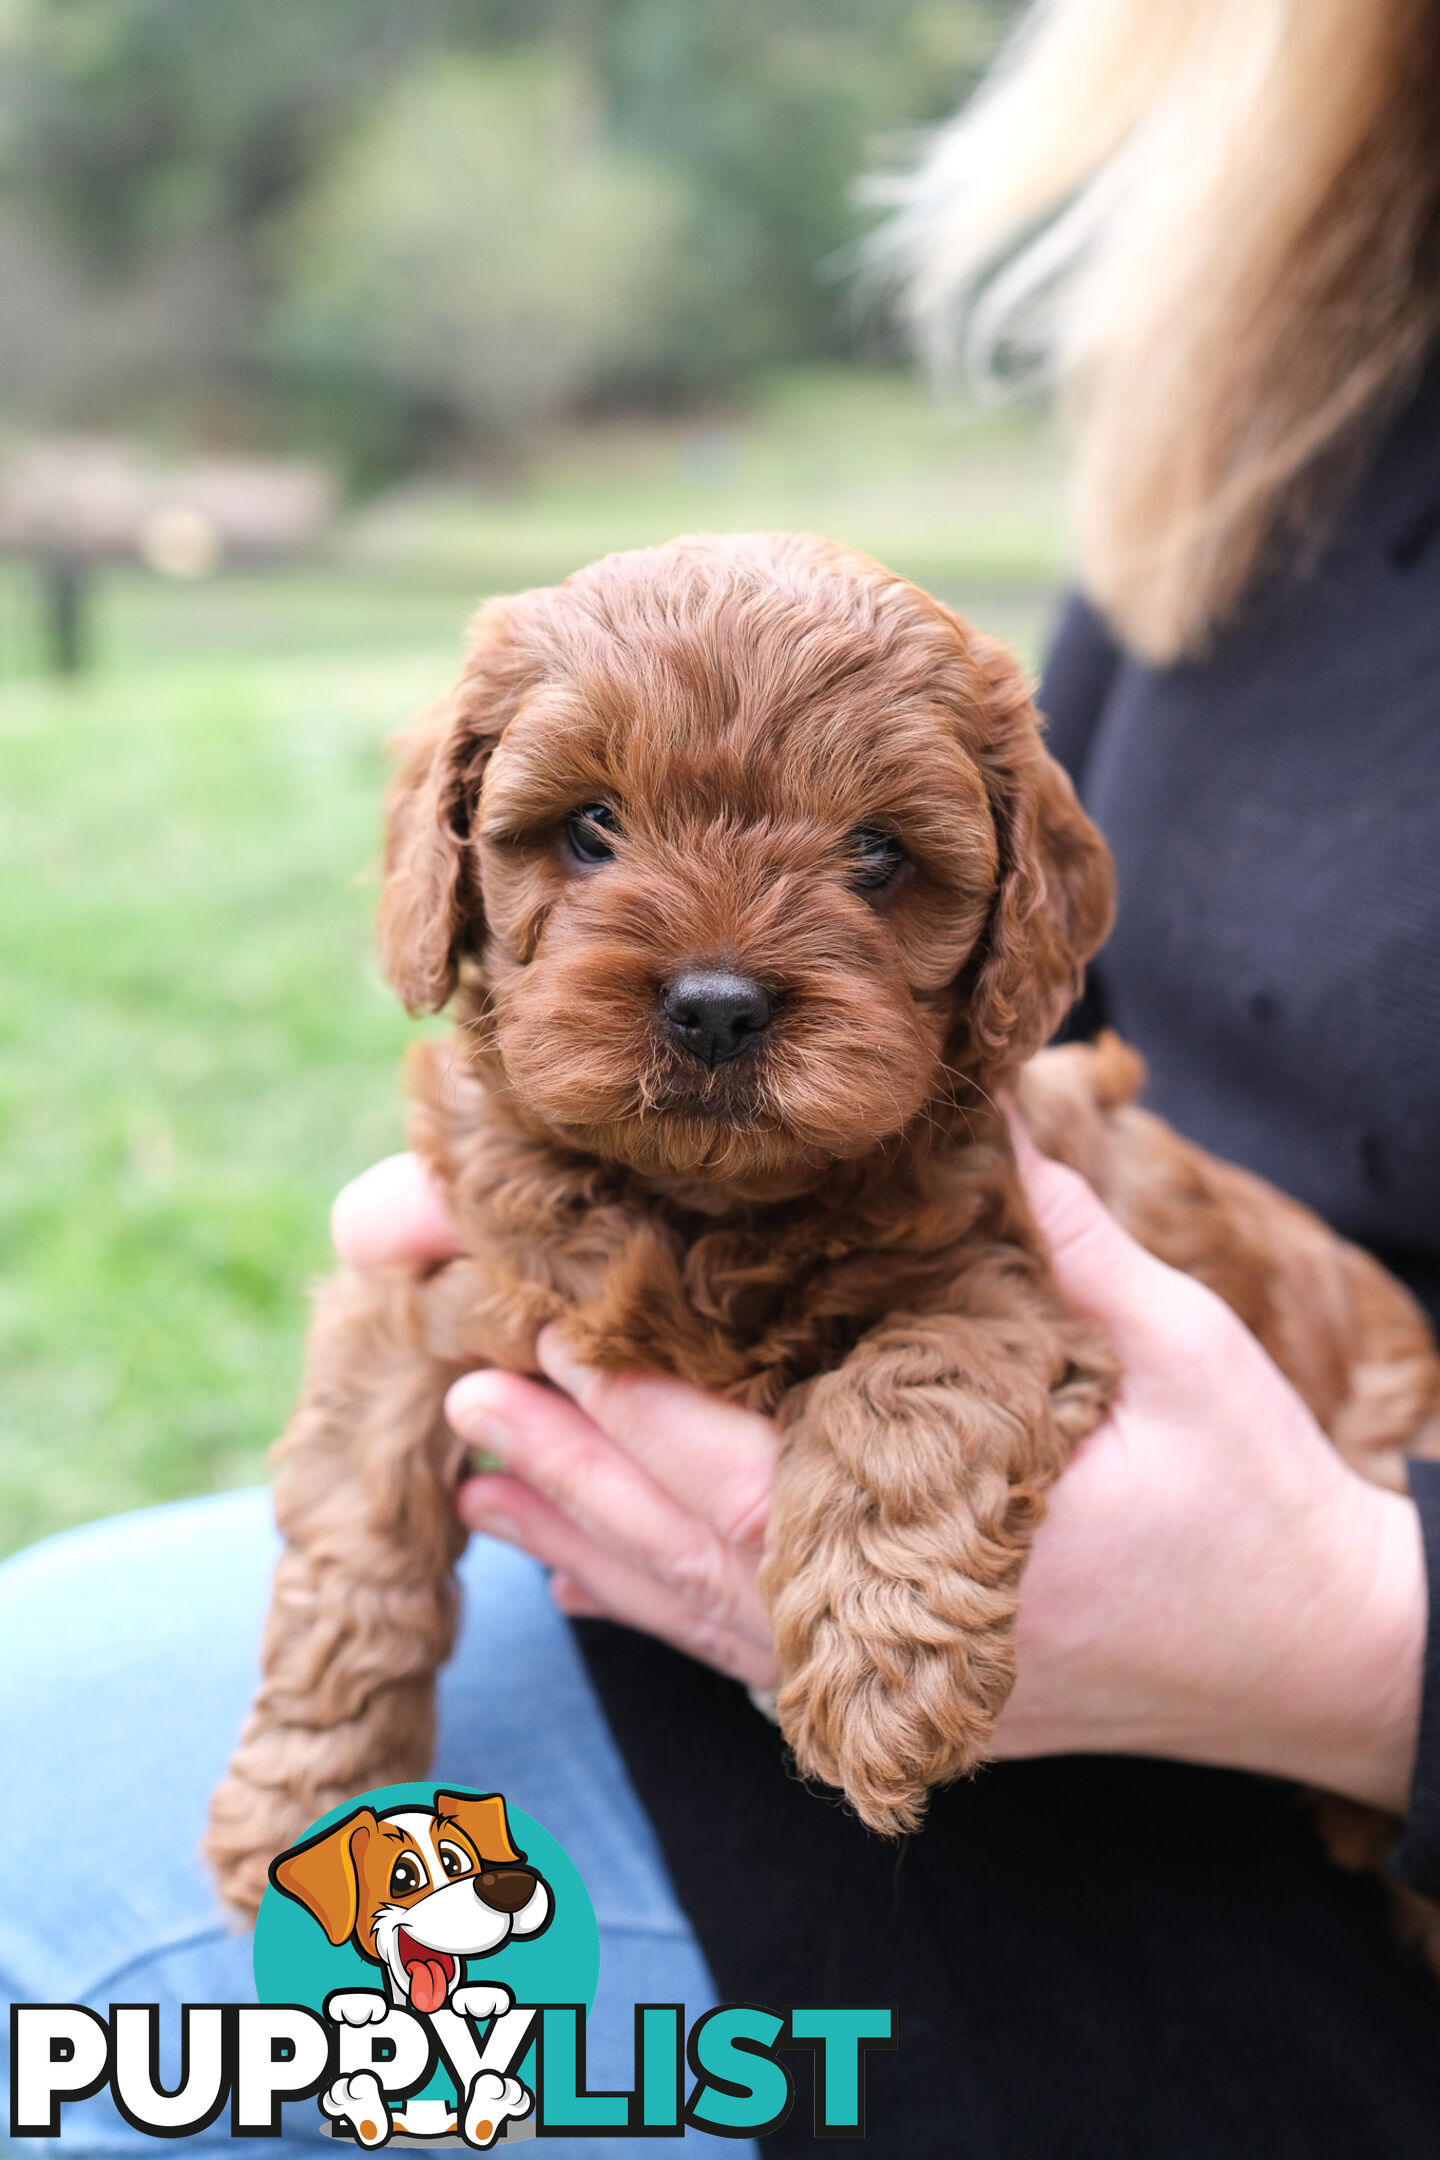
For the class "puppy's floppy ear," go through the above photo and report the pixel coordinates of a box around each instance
[269,1807,378,1945]
[957,632,1115,1078]
[434,1789,523,1866]
[377,598,523,1015]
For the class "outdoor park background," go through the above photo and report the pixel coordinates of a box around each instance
[0,0,1059,1558]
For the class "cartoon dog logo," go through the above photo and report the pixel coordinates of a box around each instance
[271,1789,552,2148]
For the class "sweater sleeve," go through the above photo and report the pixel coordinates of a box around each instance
[1392,1459,1440,1897]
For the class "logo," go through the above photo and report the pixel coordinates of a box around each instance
[11,1782,896,2143]
[256,1782,593,2147]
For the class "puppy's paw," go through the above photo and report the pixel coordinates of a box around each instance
[322,2072,392,2147]
[461,2071,532,2149]
[449,1982,514,2025]
[776,1622,1011,1835]
[208,1740,432,1923]
[326,1990,391,2027]
[205,1770,314,1922]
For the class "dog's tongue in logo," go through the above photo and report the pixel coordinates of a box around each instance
[400,1930,456,2015]
[411,1965,447,2014]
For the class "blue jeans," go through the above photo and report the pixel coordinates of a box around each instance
[0,1492,751,2156]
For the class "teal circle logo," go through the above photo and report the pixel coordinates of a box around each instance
[252,1782,598,2144]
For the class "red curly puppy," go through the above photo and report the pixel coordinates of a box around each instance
[208,532,1440,1920]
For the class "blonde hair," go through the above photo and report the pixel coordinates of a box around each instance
[876,0,1440,661]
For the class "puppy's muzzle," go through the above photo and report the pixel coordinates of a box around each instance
[661,970,773,1069]
[475,1865,539,1913]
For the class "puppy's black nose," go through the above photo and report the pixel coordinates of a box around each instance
[661,970,773,1068]
[475,1866,537,1914]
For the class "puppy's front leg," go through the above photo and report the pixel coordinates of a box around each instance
[206,1260,511,1917]
[762,1297,1115,1835]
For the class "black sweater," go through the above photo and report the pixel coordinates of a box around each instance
[572,360,1440,2156]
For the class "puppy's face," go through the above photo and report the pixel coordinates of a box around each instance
[382,535,1112,1190]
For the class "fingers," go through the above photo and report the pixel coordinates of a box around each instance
[447,1369,773,1650]
[532,1329,776,1544]
[549,1570,609,1618]
[458,1471,776,1686]
[330,1152,464,1271]
[1005,1106,1211,1364]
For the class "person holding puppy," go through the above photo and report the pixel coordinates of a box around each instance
[335,0,1440,2147]
[7,0,1440,2152]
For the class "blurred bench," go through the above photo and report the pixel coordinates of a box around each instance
[0,439,336,673]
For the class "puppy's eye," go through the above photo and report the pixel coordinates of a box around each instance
[438,1841,471,1880]
[389,1856,424,1897]
[846,827,905,891]
[565,802,621,864]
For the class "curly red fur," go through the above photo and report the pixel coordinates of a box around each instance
[207,534,1440,1934]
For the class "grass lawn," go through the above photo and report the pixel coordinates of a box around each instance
[0,367,1066,1558]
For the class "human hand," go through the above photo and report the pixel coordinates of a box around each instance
[332,1144,1425,1810]
[991,1116,1425,1813]
[332,1155,778,1689]
[448,1336,779,1691]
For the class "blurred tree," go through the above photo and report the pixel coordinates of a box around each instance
[0,0,463,262]
[268,51,693,454]
[603,0,1010,381]
[0,0,470,438]
[0,0,1016,468]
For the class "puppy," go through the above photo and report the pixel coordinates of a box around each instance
[272,1788,547,2147]
[207,531,1440,1927]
